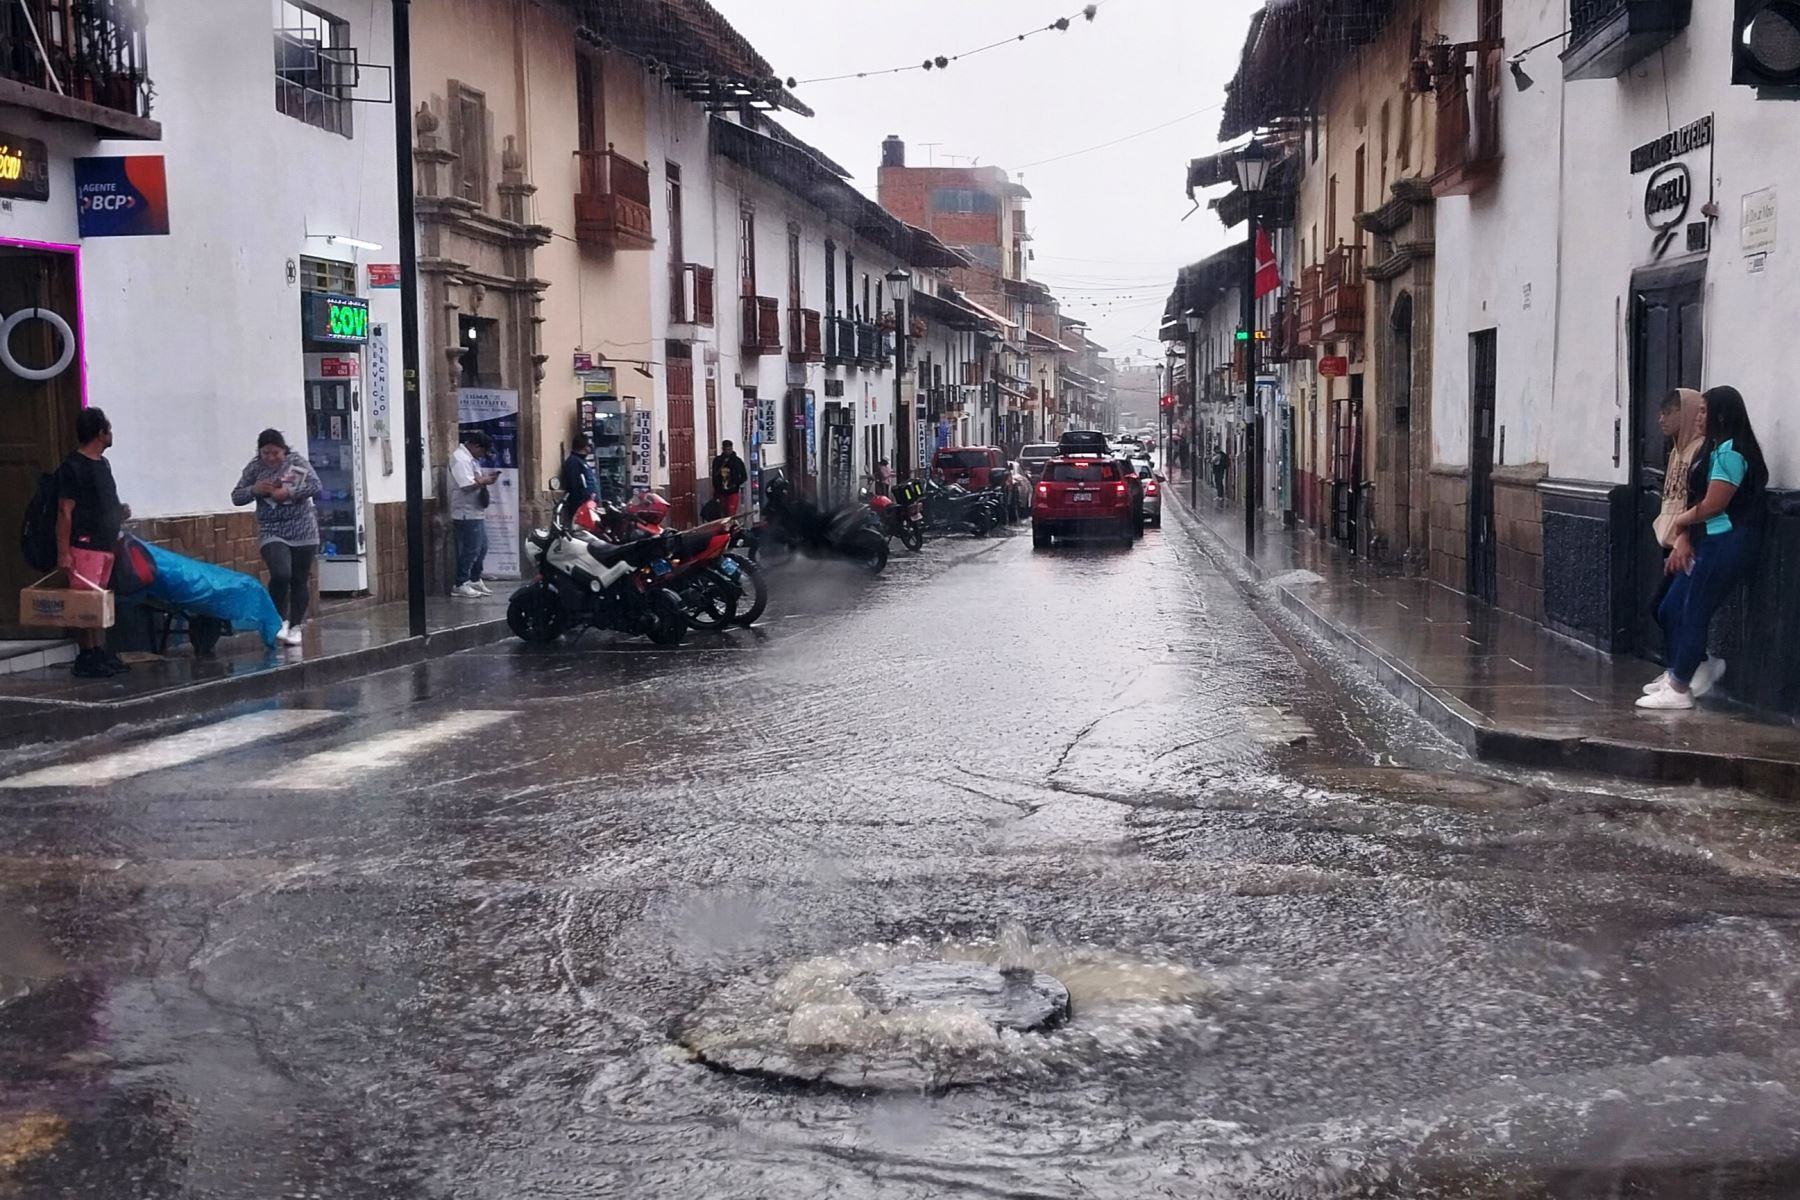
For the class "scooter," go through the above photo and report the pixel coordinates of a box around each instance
[507,513,689,646]
[864,488,926,552]
[921,479,1001,537]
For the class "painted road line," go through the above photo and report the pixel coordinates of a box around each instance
[259,710,516,790]
[0,710,338,789]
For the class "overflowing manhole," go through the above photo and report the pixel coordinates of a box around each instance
[676,930,1214,1091]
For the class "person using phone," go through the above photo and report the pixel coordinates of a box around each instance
[450,430,501,598]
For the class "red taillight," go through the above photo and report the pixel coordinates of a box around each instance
[1116,483,1127,496]
[1037,483,1049,495]
[1145,481,1158,495]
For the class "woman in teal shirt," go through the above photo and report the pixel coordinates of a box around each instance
[1639,386,1769,709]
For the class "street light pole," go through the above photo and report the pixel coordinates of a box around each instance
[1234,139,1270,563]
[1184,310,1199,511]
[392,0,427,637]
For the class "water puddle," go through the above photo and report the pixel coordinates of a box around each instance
[676,925,1216,1091]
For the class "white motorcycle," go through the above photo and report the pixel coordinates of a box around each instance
[507,518,689,646]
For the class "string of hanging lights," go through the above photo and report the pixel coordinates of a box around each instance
[788,3,1102,87]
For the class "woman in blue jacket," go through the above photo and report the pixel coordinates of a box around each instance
[1639,386,1769,709]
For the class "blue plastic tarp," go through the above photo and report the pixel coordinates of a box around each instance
[139,542,283,648]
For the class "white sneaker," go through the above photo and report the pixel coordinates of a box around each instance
[1641,674,1672,695]
[1636,687,1694,710]
[1690,657,1726,700]
[276,621,290,644]
[472,580,494,596]
[452,583,480,598]
[281,623,305,647]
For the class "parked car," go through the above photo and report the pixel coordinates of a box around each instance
[1018,443,1059,480]
[932,446,1007,490]
[1128,456,1162,528]
[1114,454,1146,538]
[1032,456,1136,548]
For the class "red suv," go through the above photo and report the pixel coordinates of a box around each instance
[932,446,1006,489]
[1032,456,1136,548]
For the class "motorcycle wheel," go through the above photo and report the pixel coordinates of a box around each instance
[647,587,688,646]
[683,573,737,631]
[507,581,565,643]
[845,530,889,574]
[727,554,768,626]
[900,526,924,553]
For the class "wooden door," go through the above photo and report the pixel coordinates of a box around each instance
[664,342,697,526]
[0,244,82,627]
[1630,278,1704,656]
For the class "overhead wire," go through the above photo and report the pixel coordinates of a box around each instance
[794,2,1107,86]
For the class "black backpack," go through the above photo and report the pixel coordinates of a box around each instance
[19,471,60,572]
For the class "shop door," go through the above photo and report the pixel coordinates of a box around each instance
[1329,388,1363,548]
[824,405,855,507]
[1468,330,1498,605]
[665,342,696,525]
[0,245,82,627]
[1389,293,1415,557]
[1630,275,1704,658]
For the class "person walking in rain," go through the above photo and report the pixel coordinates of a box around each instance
[711,439,749,517]
[1212,443,1230,500]
[232,428,322,648]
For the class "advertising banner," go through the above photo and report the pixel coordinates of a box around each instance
[367,264,401,289]
[630,407,654,493]
[804,394,817,481]
[456,388,521,578]
[74,156,170,237]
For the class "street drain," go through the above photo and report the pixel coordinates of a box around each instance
[677,930,1214,1092]
[1308,767,1542,810]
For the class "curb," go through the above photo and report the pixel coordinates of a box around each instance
[1175,497,1800,802]
[0,617,511,751]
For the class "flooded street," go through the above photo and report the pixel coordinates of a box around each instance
[7,510,1800,1197]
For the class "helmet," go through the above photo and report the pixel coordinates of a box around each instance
[626,492,671,526]
[868,494,894,510]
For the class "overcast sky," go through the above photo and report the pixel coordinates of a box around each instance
[711,0,1264,366]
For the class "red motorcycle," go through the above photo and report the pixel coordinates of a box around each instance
[576,494,767,629]
[865,484,926,552]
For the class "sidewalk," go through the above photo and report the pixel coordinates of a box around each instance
[1176,491,1800,800]
[0,592,512,750]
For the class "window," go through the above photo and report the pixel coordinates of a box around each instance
[930,188,997,215]
[458,316,501,389]
[1326,176,1338,248]
[787,224,802,311]
[275,1,354,137]
[298,255,356,295]
[844,252,855,318]
[576,55,604,154]
[739,201,756,297]
[450,84,488,207]
[667,162,685,321]
[1353,146,1366,238]
[1379,102,1390,194]
[824,241,836,317]
[861,274,870,323]
[1044,461,1120,483]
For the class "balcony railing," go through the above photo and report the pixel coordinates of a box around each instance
[788,308,823,363]
[740,296,781,354]
[826,315,855,365]
[1563,0,1691,80]
[1320,244,1365,342]
[575,149,654,250]
[854,321,879,365]
[1265,296,1294,364]
[1431,41,1503,198]
[1296,265,1324,348]
[1,0,156,136]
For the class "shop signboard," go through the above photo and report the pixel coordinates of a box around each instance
[456,388,521,577]
[304,292,370,345]
[0,128,50,202]
[74,155,169,237]
[804,394,818,480]
[1318,356,1349,378]
[367,264,401,289]
[630,406,654,493]
[582,365,616,396]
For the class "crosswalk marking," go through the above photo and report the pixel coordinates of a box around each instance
[0,710,337,789]
[258,710,515,790]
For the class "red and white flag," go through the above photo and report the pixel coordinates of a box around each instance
[1255,226,1280,299]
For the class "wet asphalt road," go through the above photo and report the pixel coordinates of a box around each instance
[8,507,1800,1198]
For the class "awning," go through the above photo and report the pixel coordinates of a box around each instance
[910,288,999,332]
[1026,328,1074,354]
[944,288,1017,331]
[576,0,812,116]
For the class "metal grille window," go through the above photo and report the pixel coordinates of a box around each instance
[276,0,355,137]
[299,256,356,296]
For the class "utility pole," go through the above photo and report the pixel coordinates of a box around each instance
[392,0,427,637]
[1241,205,1259,561]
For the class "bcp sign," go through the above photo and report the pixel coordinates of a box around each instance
[74,156,170,238]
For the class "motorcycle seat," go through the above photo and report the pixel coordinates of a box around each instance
[585,539,636,567]
[669,529,715,560]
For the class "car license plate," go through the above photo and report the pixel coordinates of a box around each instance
[1070,492,1092,503]
[652,559,673,578]
[719,557,739,578]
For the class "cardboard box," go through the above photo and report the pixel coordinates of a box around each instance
[19,574,115,630]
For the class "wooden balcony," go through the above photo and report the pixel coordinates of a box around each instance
[1319,244,1365,342]
[1431,42,1503,198]
[1563,0,1691,81]
[1296,265,1324,348]
[739,296,781,355]
[854,321,880,365]
[826,316,854,364]
[961,361,985,385]
[788,308,823,363]
[1,0,158,138]
[575,149,654,250]
[1264,296,1294,364]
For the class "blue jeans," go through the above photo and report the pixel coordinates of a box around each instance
[1657,525,1758,685]
[453,518,488,587]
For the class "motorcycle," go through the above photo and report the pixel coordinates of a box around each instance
[921,479,1002,537]
[863,486,926,552]
[508,513,689,646]
[757,478,889,573]
[577,494,768,630]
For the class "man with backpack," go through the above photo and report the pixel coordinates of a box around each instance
[710,440,749,517]
[31,408,129,678]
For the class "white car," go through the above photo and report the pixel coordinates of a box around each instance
[1128,456,1162,528]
